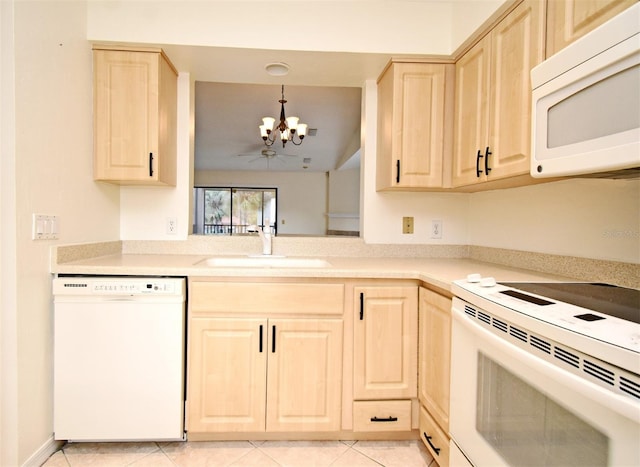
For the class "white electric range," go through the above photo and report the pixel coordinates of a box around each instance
[449,276,639,467]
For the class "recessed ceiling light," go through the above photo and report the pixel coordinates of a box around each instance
[265,62,290,76]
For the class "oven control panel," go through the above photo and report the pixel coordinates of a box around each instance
[452,276,640,373]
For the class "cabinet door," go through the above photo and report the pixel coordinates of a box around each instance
[419,288,452,433]
[452,37,491,187]
[93,49,177,185]
[452,0,545,187]
[354,286,418,399]
[266,319,343,432]
[188,318,267,432]
[546,0,636,57]
[377,63,449,190]
[488,0,545,180]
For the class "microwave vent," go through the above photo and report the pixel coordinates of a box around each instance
[577,167,640,180]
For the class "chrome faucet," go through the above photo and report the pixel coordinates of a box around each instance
[248,220,272,255]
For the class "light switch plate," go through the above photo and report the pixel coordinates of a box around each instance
[32,214,58,240]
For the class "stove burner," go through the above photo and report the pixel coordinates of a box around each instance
[499,282,640,324]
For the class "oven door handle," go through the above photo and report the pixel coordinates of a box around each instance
[452,307,640,422]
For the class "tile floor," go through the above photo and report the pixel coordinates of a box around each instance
[42,439,434,467]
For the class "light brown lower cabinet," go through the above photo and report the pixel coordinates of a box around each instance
[187,278,423,439]
[353,400,412,432]
[419,287,452,466]
[354,285,418,400]
[420,404,450,466]
[188,317,343,433]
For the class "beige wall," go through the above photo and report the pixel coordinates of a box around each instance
[469,178,640,263]
[328,168,360,233]
[87,0,456,55]
[1,1,120,464]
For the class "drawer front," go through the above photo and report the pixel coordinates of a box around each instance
[353,400,412,432]
[419,404,450,467]
[190,281,344,315]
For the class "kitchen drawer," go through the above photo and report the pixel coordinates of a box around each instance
[419,404,450,467]
[190,281,344,315]
[353,400,412,432]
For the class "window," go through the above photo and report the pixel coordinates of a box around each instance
[194,187,277,235]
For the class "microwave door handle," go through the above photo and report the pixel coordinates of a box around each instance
[476,150,483,177]
[452,308,640,421]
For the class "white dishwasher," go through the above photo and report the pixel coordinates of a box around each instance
[53,277,186,441]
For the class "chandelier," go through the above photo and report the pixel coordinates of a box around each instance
[259,85,308,147]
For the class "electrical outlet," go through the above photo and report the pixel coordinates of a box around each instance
[402,216,414,234]
[166,217,177,235]
[431,219,443,239]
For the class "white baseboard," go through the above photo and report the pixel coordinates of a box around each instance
[22,436,64,467]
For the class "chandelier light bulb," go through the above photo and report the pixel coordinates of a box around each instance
[286,116,299,132]
[262,117,275,131]
[297,123,308,138]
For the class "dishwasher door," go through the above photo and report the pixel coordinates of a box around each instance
[53,277,186,441]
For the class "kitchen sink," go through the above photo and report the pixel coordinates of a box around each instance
[197,256,332,268]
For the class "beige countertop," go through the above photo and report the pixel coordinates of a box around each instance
[52,253,572,293]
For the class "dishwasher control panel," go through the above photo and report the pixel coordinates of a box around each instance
[53,277,185,296]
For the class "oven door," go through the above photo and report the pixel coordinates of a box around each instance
[450,299,640,467]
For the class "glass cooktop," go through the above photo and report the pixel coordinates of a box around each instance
[499,282,640,325]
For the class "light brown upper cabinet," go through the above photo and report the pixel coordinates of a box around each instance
[93,46,177,185]
[546,0,637,57]
[452,0,545,188]
[377,62,453,191]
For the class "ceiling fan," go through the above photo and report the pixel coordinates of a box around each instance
[235,149,297,168]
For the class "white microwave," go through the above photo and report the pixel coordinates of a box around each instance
[531,4,640,178]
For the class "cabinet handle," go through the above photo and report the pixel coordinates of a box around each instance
[149,152,154,177]
[475,149,483,177]
[484,146,492,175]
[371,416,398,422]
[359,292,364,320]
[396,160,400,184]
[272,325,276,353]
[423,432,441,455]
[259,325,263,353]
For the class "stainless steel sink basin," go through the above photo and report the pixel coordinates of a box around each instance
[197,256,332,268]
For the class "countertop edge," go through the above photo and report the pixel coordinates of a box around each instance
[51,254,578,293]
